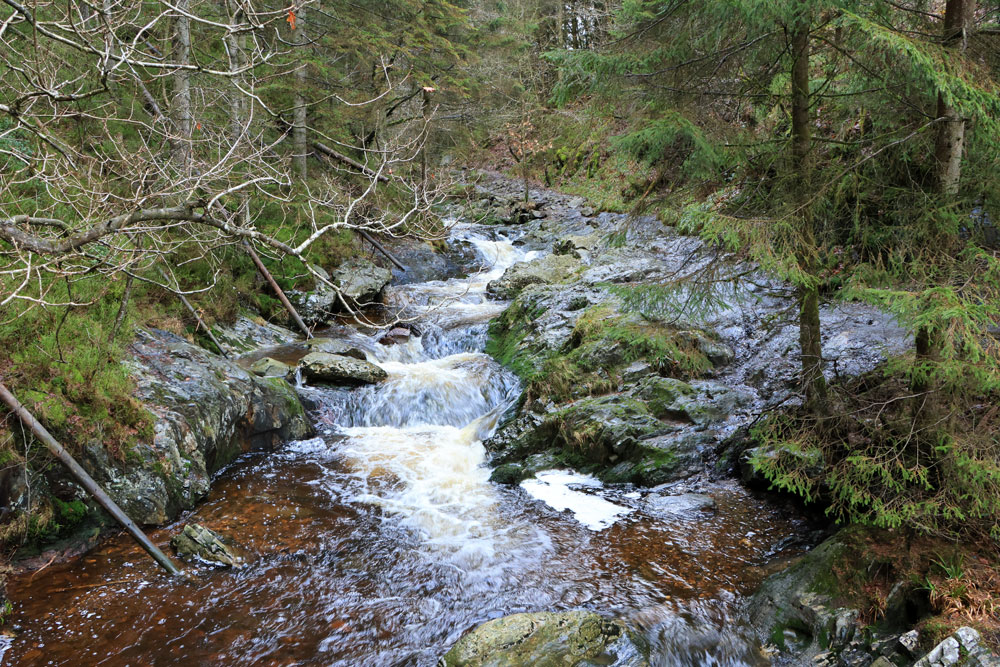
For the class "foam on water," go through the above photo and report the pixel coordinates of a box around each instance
[520,470,633,531]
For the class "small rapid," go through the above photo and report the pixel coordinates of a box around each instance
[6,225,813,667]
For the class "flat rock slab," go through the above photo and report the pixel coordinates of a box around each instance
[441,610,649,667]
[643,492,717,519]
[299,351,387,385]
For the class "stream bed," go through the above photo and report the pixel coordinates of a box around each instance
[6,226,817,666]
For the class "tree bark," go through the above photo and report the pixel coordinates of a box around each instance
[915,0,976,427]
[933,0,974,197]
[790,21,828,414]
[171,0,192,173]
[292,3,309,181]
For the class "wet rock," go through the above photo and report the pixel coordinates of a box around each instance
[329,257,393,306]
[486,254,581,300]
[642,492,716,519]
[554,234,599,259]
[484,413,545,464]
[603,431,710,486]
[171,523,242,568]
[212,316,300,357]
[379,327,413,345]
[544,395,667,464]
[898,630,921,657]
[380,235,476,285]
[93,329,313,525]
[489,451,563,485]
[633,377,749,426]
[506,200,543,224]
[290,259,392,324]
[249,357,292,378]
[299,352,387,385]
[302,337,368,360]
[915,628,1000,667]
[622,361,656,384]
[440,610,649,667]
[746,533,850,659]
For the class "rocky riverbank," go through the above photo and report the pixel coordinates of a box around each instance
[448,173,998,667]
[4,172,995,666]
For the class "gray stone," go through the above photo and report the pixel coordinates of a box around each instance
[440,611,649,667]
[94,329,312,525]
[212,316,300,357]
[581,206,596,217]
[746,534,848,658]
[622,361,655,383]
[914,636,961,667]
[303,337,368,360]
[290,258,392,324]
[898,630,920,657]
[249,357,292,378]
[643,492,716,519]
[299,351,388,385]
[486,254,581,299]
[330,257,393,306]
[380,327,413,345]
[171,523,242,568]
[554,234,600,259]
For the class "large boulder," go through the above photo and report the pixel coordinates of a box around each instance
[79,329,313,525]
[746,532,861,660]
[211,315,300,357]
[331,257,393,306]
[290,258,393,325]
[486,254,581,300]
[441,611,649,667]
[298,351,387,385]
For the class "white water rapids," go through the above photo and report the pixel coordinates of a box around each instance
[8,224,814,667]
[306,230,629,557]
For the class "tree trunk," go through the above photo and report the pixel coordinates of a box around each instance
[790,21,827,413]
[171,0,192,173]
[420,86,432,196]
[224,1,247,145]
[914,0,976,427]
[932,0,974,197]
[292,3,309,181]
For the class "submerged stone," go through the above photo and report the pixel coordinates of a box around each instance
[249,357,292,378]
[171,523,242,568]
[299,351,387,385]
[303,337,368,360]
[441,610,649,667]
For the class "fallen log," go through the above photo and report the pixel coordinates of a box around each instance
[157,267,229,359]
[356,229,406,272]
[0,382,182,576]
[242,241,313,339]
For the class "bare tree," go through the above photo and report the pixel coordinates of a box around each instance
[0,0,453,323]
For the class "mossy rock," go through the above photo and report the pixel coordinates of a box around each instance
[486,254,582,300]
[546,395,665,464]
[441,611,649,667]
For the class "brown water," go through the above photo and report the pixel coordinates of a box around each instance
[6,228,813,666]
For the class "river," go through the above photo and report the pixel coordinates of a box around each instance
[6,224,815,666]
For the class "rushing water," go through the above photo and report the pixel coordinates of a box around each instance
[6,226,814,666]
